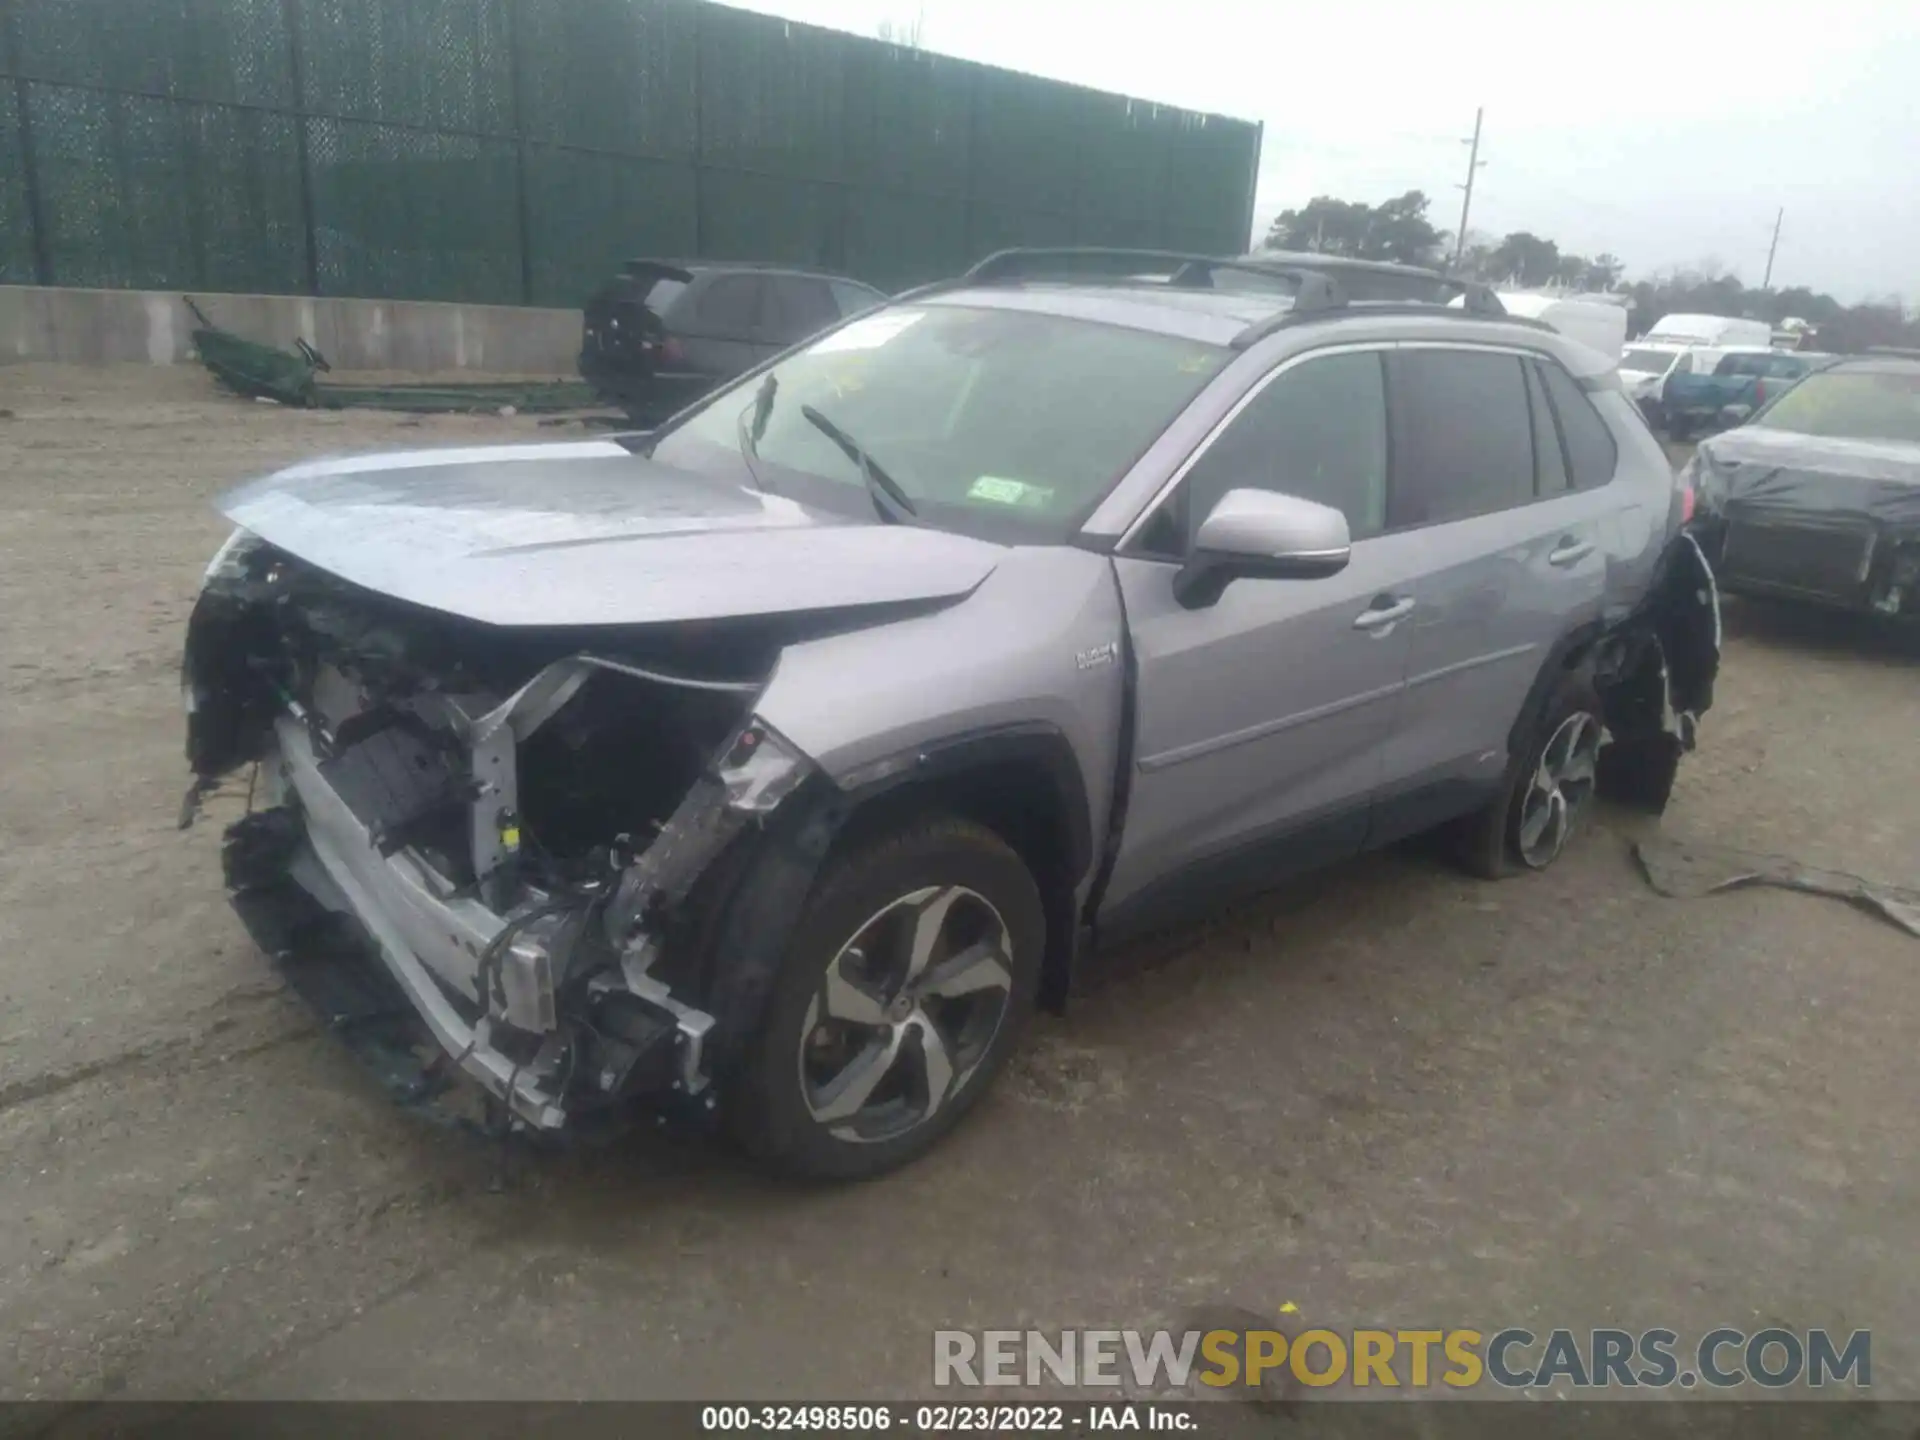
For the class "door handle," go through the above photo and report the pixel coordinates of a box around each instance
[1353,597,1416,631]
[1548,537,1595,567]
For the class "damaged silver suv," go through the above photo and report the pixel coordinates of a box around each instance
[182,250,1720,1179]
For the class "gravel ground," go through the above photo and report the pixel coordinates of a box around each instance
[2,365,1917,1404]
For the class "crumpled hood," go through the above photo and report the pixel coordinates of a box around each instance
[216,440,1005,627]
[1696,426,1920,528]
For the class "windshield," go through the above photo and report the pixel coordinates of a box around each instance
[1621,348,1678,374]
[1752,367,1920,443]
[646,303,1229,542]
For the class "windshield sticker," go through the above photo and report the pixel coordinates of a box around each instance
[812,311,925,355]
[968,475,1055,508]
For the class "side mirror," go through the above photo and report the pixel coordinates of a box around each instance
[1173,488,1351,609]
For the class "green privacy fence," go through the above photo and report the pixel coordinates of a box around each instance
[0,0,1263,307]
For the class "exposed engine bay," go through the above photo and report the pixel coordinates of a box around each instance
[183,531,825,1131]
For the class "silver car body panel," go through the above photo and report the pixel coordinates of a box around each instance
[755,545,1128,893]
[1086,325,1675,914]
[218,445,1004,627]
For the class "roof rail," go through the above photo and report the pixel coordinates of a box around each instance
[929,248,1527,348]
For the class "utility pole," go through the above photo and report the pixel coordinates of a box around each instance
[1452,107,1485,271]
[1762,207,1784,288]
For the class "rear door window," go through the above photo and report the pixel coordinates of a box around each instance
[692,275,765,336]
[765,276,841,344]
[1535,360,1619,489]
[1385,349,1535,527]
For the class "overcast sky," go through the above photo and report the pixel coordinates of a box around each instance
[727,0,1919,302]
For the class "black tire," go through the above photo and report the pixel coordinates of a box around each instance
[1450,669,1605,880]
[728,814,1044,1181]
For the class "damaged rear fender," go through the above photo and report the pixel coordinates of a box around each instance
[1594,531,1723,813]
[1503,531,1720,817]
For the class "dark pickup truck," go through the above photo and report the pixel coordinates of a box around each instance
[1663,349,1825,439]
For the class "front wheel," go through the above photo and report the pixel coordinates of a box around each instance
[728,815,1044,1180]
[1451,671,1605,879]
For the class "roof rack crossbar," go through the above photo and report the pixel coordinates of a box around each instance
[1229,284,1517,349]
[964,246,1337,292]
[963,247,1351,331]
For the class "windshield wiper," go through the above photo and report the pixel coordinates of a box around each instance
[799,403,919,524]
[735,374,778,493]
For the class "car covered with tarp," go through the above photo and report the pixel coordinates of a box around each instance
[1688,352,1920,617]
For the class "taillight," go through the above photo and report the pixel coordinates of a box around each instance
[660,336,687,366]
[1753,379,1766,405]
[1680,482,1697,524]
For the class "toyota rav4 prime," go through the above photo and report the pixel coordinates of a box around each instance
[181,249,1720,1179]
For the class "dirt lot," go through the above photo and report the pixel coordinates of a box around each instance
[2,365,1918,1404]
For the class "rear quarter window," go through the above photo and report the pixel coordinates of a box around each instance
[1536,361,1619,489]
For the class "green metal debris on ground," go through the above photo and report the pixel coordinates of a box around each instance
[184,299,602,416]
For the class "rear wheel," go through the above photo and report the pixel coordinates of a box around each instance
[729,815,1043,1180]
[1452,671,1605,879]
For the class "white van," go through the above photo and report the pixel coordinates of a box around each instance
[1445,291,1628,364]
[1641,313,1773,350]
[1495,293,1628,364]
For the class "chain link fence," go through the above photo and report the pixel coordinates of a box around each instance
[0,0,1262,306]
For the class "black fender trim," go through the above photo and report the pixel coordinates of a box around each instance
[694,724,1096,1073]
[1505,619,1607,768]
[695,779,852,1079]
[835,722,1096,888]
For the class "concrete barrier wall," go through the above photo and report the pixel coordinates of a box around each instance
[0,286,583,374]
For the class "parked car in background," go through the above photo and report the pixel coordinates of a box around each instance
[579,260,888,420]
[1620,343,1693,426]
[1661,348,1828,439]
[183,248,1718,1179]
[1689,352,1920,618]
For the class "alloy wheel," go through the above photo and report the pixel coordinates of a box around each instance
[1516,711,1603,869]
[797,884,1015,1144]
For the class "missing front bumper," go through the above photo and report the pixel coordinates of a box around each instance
[240,713,727,1132]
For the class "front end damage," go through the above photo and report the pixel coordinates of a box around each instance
[183,532,823,1132]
